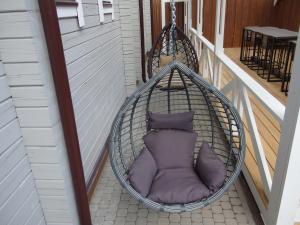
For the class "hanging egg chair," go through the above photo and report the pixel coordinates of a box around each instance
[147,23,199,79]
[109,61,245,212]
[109,1,245,212]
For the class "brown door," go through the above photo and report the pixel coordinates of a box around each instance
[151,1,185,44]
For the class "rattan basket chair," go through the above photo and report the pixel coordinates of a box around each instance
[147,24,199,79]
[109,61,245,212]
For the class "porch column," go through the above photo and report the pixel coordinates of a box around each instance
[213,0,226,88]
[187,0,192,32]
[266,28,300,225]
[196,0,203,36]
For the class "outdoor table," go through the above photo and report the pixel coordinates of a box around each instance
[240,26,297,82]
[258,28,298,81]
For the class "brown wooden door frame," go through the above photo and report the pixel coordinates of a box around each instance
[38,1,92,225]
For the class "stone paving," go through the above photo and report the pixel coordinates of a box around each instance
[90,162,257,225]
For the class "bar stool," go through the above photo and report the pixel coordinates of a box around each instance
[281,40,296,95]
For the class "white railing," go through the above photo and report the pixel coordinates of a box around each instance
[189,27,286,210]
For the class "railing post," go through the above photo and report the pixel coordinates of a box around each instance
[196,0,203,57]
[213,0,226,89]
[266,28,300,225]
[197,0,203,36]
[161,0,166,29]
[188,0,192,35]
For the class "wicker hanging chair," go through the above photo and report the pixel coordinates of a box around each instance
[147,24,199,79]
[109,61,245,212]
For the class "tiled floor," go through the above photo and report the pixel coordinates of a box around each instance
[90,162,257,225]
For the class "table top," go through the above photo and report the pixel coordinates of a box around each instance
[245,26,298,39]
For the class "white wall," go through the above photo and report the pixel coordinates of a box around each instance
[0,0,81,224]
[143,0,152,52]
[118,0,152,93]
[58,0,127,183]
[0,59,46,225]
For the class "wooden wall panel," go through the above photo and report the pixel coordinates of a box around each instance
[271,0,300,32]
[151,1,185,43]
[150,0,300,48]
[202,0,216,45]
[151,0,162,43]
[231,0,274,47]
[192,0,197,29]
[202,0,274,47]
[165,2,185,31]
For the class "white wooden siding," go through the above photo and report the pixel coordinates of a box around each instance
[59,0,127,182]
[0,61,45,225]
[0,0,81,224]
[143,0,152,52]
[118,0,142,94]
[118,0,152,92]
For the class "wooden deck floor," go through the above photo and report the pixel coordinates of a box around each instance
[221,48,287,206]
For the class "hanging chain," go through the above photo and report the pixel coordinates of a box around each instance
[170,0,176,59]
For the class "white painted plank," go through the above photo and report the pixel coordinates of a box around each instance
[16,107,53,127]
[0,99,15,128]
[82,3,99,16]
[10,86,48,107]
[0,158,30,206]
[4,62,40,76]
[0,12,32,38]
[24,205,44,225]
[0,119,22,155]
[40,196,68,210]
[30,164,63,180]
[43,209,72,223]
[22,128,56,146]
[9,191,40,225]
[0,0,26,11]
[27,147,59,164]
[0,174,35,225]
[0,39,37,63]
[0,62,4,76]
[0,76,11,102]
[3,62,42,86]
[69,39,122,93]
[64,27,120,63]
[0,139,25,182]
[35,179,66,196]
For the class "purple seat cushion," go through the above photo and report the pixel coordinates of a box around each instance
[148,168,210,203]
[144,130,197,169]
[128,148,158,197]
[148,111,194,131]
[195,142,226,192]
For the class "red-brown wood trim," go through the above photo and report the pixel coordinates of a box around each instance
[87,142,109,201]
[138,0,146,82]
[38,1,92,225]
[55,0,78,6]
[150,0,154,45]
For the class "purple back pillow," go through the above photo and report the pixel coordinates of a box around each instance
[128,148,158,197]
[195,142,226,192]
[144,129,197,169]
[148,111,194,131]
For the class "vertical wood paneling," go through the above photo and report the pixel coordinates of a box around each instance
[201,0,216,43]
[202,0,275,47]
[151,0,162,44]
[165,2,185,31]
[272,0,300,31]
